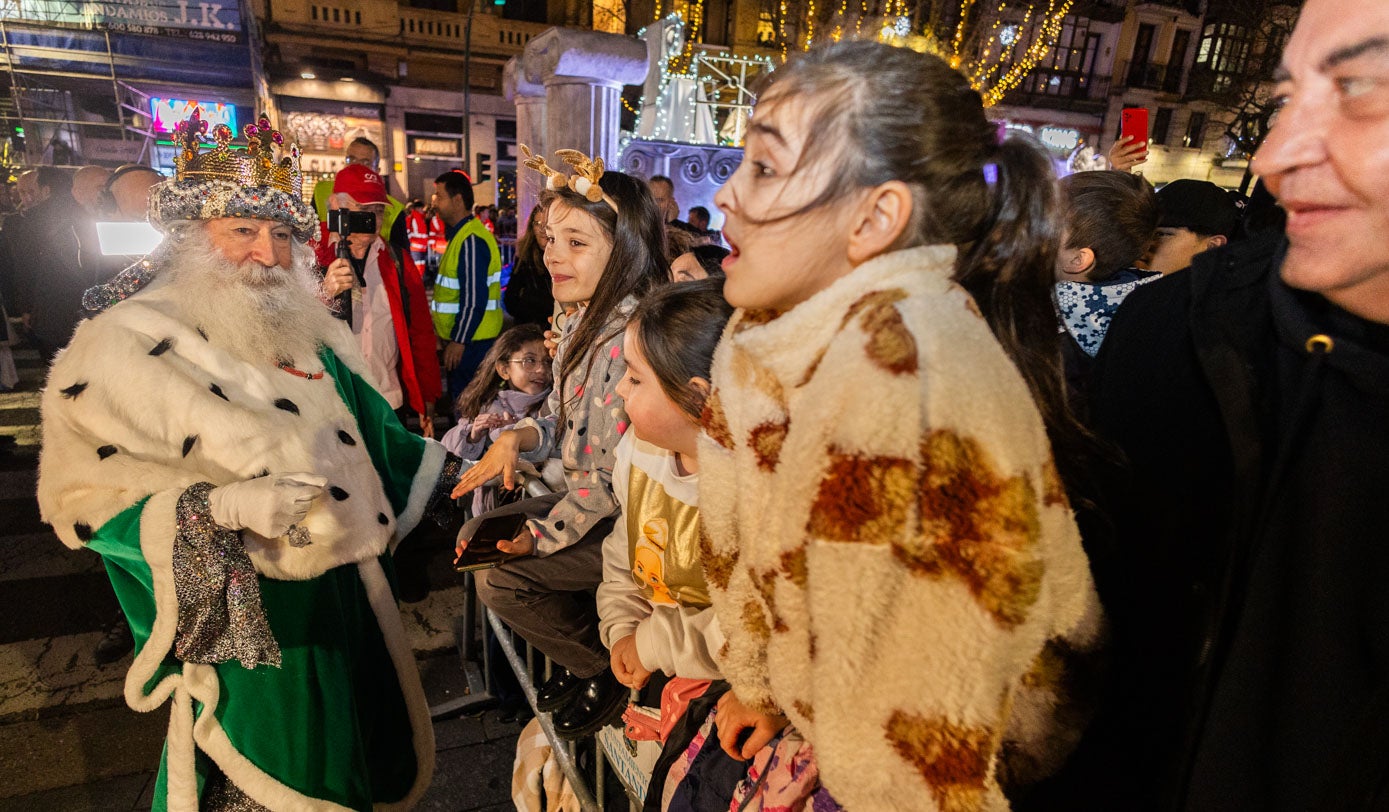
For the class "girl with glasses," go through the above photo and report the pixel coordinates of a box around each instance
[441,323,552,516]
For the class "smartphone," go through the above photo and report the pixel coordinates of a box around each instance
[1121,107,1150,149]
[326,208,377,235]
[453,513,529,573]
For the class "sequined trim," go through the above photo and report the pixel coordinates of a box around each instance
[423,453,465,528]
[151,178,318,243]
[172,482,281,669]
[82,256,157,314]
[202,771,271,811]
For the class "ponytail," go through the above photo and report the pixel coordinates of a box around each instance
[955,138,1113,517]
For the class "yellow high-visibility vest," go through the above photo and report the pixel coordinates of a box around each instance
[430,217,503,343]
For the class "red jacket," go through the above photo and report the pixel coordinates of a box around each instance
[316,224,442,415]
[405,209,429,256]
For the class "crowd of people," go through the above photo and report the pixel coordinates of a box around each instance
[12,0,1388,807]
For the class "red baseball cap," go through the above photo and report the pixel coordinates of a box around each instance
[332,164,387,205]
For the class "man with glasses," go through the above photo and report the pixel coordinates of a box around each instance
[312,137,407,250]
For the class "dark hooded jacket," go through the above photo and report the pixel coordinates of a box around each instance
[1044,232,1389,810]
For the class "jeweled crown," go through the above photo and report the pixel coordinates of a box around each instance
[174,109,303,197]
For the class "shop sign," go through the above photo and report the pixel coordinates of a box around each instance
[1039,126,1082,153]
[9,0,244,42]
[409,137,460,157]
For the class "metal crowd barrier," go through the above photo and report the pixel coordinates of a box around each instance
[425,463,648,811]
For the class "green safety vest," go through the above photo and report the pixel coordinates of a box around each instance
[430,217,503,343]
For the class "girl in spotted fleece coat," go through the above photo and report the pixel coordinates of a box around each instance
[699,42,1104,810]
[453,168,671,738]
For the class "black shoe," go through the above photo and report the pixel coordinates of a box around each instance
[535,667,581,713]
[94,616,133,665]
[551,671,628,740]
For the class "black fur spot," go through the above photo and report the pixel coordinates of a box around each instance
[377,513,389,525]
[567,420,573,429]
[148,337,173,356]
[273,398,299,415]
[554,520,565,531]
[197,326,209,340]
[97,445,118,460]
[209,383,228,401]
[59,382,88,399]
[329,486,349,501]
[577,427,587,437]
[181,435,198,457]
[337,430,356,446]
[74,522,94,541]
[258,468,270,478]
[604,373,611,383]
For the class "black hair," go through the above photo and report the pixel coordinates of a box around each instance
[548,170,669,423]
[649,175,673,187]
[455,324,548,420]
[752,40,1102,510]
[434,169,475,211]
[689,205,710,221]
[682,244,728,279]
[628,278,733,420]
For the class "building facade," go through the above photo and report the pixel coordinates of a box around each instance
[251,0,552,203]
[994,0,1298,188]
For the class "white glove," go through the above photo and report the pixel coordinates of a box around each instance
[208,473,328,538]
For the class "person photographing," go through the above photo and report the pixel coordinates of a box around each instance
[319,164,441,438]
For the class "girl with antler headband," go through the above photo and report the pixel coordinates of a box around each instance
[451,149,671,738]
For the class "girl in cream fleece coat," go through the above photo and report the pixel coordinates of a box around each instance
[699,42,1103,810]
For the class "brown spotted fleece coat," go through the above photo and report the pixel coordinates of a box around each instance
[697,245,1103,810]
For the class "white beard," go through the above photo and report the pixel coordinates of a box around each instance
[153,226,341,368]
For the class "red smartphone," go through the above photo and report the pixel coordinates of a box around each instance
[1121,107,1150,149]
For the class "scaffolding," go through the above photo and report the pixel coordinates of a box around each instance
[0,0,264,174]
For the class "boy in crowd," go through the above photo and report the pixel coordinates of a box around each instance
[1145,178,1242,274]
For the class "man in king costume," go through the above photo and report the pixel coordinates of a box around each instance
[36,112,463,810]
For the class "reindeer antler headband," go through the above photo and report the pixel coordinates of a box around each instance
[521,144,619,213]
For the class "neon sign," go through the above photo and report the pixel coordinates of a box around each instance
[149,99,238,135]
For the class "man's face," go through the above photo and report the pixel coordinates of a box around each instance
[344,142,379,172]
[71,167,112,213]
[204,218,295,276]
[1254,0,1389,321]
[432,183,465,225]
[1145,227,1223,274]
[650,180,679,222]
[688,208,710,230]
[16,172,46,210]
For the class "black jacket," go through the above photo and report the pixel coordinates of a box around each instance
[1052,232,1389,810]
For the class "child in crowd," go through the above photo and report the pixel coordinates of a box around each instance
[452,152,670,739]
[597,278,733,690]
[701,41,1102,809]
[440,323,552,515]
[670,244,729,283]
[1053,170,1161,403]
